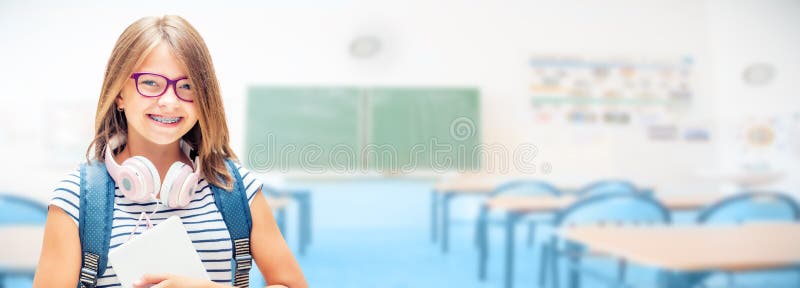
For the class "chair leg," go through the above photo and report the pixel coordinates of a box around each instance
[552,241,560,288]
[539,243,549,288]
[797,269,800,287]
[475,205,488,248]
[725,272,733,287]
[566,243,581,288]
[431,190,438,243]
[477,209,489,281]
[527,220,536,247]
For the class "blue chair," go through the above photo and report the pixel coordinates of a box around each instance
[541,193,671,288]
[696,191,800,288]
[0,193,48,287]
[476,180,561,281]
[697,191,800,224]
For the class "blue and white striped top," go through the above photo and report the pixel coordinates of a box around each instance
[49,162,263,288]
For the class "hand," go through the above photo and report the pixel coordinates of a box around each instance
[133,273,230,288]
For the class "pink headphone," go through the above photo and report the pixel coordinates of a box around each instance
[104,136,202,208]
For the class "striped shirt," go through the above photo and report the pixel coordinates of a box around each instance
[49,162,263,288]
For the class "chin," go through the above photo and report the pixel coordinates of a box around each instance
[144,136,183,146]
[143,130,191,145]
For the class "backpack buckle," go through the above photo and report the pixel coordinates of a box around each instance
[79,252,100,288]
[79,267,97,287]
[231,238,252,287]
[232,254,253,272]
[231,238,252,272]
[231,254,252,287]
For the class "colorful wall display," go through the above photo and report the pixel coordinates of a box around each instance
[529,55,706,143]
[529,55,694,126]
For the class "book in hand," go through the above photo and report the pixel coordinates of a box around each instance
[108,215,209,287]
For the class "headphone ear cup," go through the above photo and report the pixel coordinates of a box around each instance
[177,166,200,208]
[114,165,145,202]
[125,156,161,202]
[161,162,194,208]
[105,146,144,202]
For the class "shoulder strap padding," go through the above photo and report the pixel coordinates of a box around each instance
[211,159,253,287]
[78,161,115,287]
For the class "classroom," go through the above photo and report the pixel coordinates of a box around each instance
[1,0,798,287]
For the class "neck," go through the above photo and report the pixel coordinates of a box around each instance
[115,135,191,185]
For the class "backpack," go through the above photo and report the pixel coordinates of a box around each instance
[76,159,252,288]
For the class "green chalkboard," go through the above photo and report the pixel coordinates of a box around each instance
[245,86,480,173]
[245,87,361,172]
[367,88,481,171]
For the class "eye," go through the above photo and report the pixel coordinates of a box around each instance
[141,80,158,87]
[179,83,191,90]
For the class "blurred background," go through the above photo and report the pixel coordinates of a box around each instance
[1,0,799,287]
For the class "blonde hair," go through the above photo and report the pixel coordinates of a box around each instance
[87,15,236,190]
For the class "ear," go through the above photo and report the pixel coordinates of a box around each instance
[115,94,125,110]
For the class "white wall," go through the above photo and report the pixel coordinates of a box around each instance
[706,0,800,192]
[0,0,797,201]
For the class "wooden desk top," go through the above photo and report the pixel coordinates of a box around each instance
[486,195,576,212]
[560,222,800,272]
[0,225,44,271]
[433,179,503,194]
[265,196,291,209]
[433,177,581,194]
[486,193,722,212]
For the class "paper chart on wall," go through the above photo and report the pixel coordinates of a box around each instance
[528,55,695,143]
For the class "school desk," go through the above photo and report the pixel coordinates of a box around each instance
[431,176,593,253]
[0,225,43,278]
[560,222,800,288]
[265,188,313,256]
[430,177,506,253]
[482,193,723,288]
[266,195,291,234]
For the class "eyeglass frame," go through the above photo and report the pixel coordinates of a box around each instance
[129,72,195,103]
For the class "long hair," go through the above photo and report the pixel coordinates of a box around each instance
[87,15,236,190]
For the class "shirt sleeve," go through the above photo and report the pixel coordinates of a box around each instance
[235,163,264,206]
[49,168,82,226]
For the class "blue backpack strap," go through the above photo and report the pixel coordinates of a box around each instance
[210,159,253,287]
[78,161,115,288]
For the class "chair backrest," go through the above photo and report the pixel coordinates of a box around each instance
[490,180,562,197]
[574,179,645,197]
[697,191,800,224]
[555,193,671,227]
[0,193,48,225]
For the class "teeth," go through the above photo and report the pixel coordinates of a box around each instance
[149,115,181,124]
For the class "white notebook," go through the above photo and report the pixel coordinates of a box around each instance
[108,215,210,287]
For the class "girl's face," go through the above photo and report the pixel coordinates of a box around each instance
[117,43,199,146]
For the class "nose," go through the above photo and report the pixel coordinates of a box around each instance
[157,84,181,108]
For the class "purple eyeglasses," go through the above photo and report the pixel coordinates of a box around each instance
[130,72,195,102]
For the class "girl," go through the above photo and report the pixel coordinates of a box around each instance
[32,15,307,288]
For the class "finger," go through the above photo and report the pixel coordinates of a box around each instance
[132,279,153,288]
[135,273,170,285]
[132,278,155,288]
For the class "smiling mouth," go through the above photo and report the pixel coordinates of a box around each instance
[148,114,183,124]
